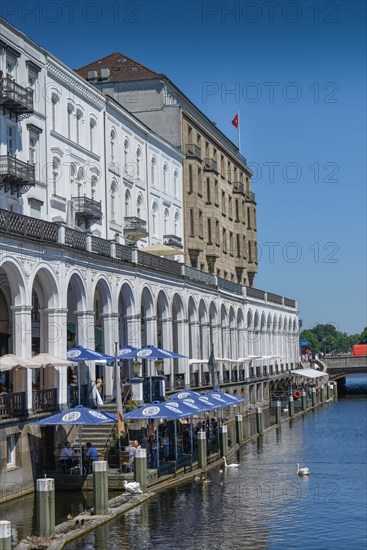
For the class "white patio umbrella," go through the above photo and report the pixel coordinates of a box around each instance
[140,244,184,256]
[31,353,73,368]
[0,354,39,371]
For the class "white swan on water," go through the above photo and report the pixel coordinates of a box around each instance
[297,463,310,475]
[223,456,240,468]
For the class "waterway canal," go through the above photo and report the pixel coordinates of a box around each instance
[65,377,367,550]
[2,377,366,549]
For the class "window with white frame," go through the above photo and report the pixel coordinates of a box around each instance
[29,131,38,165]
[29,198,42,219]
[152,202,158,236]
[28,68,37,89]
[76,110,83,145]
[110,129,116,162]
[111,181,117,221]
[70,164,76,195]
[174,210,179,235]
[151,156,156,186]
[67,104,73,140]
[164,208,169,235]
[137,194,143,218]
[123,139,129,171]
[76,167,84,197]
[163,163,168,192]
[6,53,16,76]
[91,175,97,202]
[7,123,16,155]
[7,434,16,467]
[90,118,96,152]
[173,169,178,198]
[136,147,141,179]
[52,157,61,195]
[51,93,59,132]
[8,200,17,212]
[124,189,131,218]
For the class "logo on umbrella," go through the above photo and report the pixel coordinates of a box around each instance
[67,350,81,358]
[177,392,191,399]
[137,349,152,357]
[62,412,81,422]
[119,349,132,355]
[142,406,160,416]
[88,410,109,420]
[182,400,200,410]
[166,404,184,414]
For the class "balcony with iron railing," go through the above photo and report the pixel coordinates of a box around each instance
[72,195,102,227]
[233,182,246,196]
[163,234,183,249]
[0,77,34,119]
[246,191,256,203]
[203,158,219,174]
[0,155,35,196]
[185,144,202,161]
[123,216,148,243]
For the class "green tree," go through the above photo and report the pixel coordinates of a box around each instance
[300,329,320,352]
[359,327,367,344]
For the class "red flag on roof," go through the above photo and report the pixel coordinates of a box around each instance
[232,114,239,128]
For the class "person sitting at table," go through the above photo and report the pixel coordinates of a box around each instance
[85,442,99,472]
[59,442,74,471]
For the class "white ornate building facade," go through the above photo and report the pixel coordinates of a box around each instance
[0,18,298,503]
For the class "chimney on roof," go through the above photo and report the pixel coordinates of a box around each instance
[87,69,98,81]
[100,67,110,80]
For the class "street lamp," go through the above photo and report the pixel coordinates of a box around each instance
[131,360,141,377]
[154,359,164,376]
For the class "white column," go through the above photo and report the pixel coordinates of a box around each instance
[176,318,189,386]
[75,310,95,394]
[161,317,173,380]
[144,315,157,382]
[100,312,119,399]
[44,308,68,408]
[125,314,142,347]
[11,305,33,412]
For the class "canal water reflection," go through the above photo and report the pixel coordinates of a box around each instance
[1,377,365,549]
[65,387,366,550]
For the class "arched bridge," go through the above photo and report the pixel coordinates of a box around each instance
[323,355,367,380]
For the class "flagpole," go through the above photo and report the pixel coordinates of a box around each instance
[237,110,241,153]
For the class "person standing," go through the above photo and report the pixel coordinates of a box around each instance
[85,442,99,473]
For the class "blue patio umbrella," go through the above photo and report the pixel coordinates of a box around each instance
[205,391,247,406]
[124,399,194,469]
[118,346,141,381]
[35,405,117,475]
[124,400,194,420]
[66,346,115,405]
[117,345,141,360]
[169,389,199,399]
[169,391,219,412]
[117,345,187,403]
[117,345,186,360]
[66,345,114,363]
[34,405,117,425]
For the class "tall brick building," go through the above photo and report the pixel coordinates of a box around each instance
[77,53,258,285]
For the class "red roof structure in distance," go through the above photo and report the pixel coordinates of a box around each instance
[76,52,162,83]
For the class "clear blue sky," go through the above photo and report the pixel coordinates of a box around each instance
[3,0,366,334]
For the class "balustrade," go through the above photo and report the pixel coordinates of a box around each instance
[0,391,26,418]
